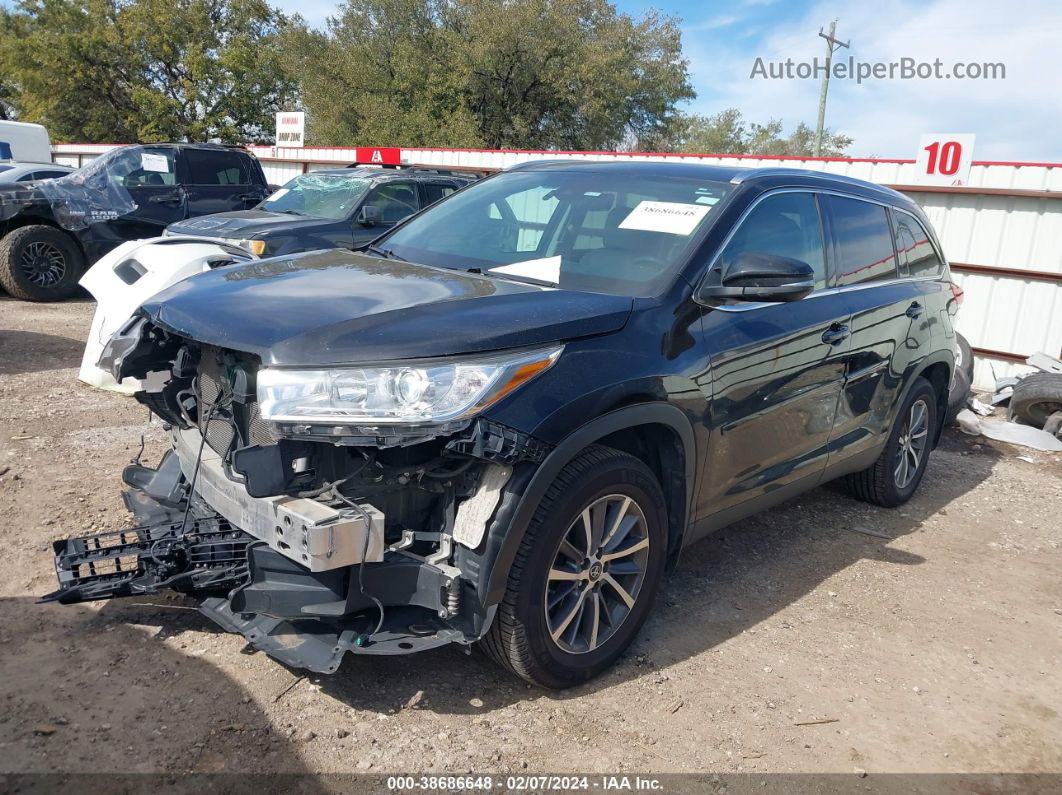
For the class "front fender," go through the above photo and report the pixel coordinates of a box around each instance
[471,402,696,618]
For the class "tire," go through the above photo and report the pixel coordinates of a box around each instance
[0,225,85,301]
[844,377,938,508]
[480,445,668,689]
[1009,372,1062,428]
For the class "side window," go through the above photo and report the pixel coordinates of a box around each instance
[422,182,458,205]
[184,149,251,185]
[363,182,419,224]
[826,195,897,286]
[894,210,943,279]
[108,147,177,187]
[718,192,827,289]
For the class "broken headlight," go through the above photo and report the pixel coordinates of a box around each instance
[257,345,562,425]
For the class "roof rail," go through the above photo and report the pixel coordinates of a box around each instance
[729,166,907,197]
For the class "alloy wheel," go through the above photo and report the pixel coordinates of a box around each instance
[894,398,930,489]
[19,240,67,287]
[544,494,650,654]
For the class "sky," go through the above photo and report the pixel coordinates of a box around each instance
[268,0,1062,162]
[4,0,1059,160]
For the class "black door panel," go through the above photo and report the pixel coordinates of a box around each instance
[183,149,266,216]
[829,280,937,460]
[697,298,851,516]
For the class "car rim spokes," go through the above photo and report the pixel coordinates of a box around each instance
[19,241,67,287]
[544,494,650,654]
[894,398,929,489]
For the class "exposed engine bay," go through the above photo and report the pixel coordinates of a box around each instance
[44,317,552,674]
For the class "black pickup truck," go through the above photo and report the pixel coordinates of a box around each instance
[0,143,269,301]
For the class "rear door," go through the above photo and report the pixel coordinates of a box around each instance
[697,190,853,517]
[182,148,267,218]
[823,194,936,464]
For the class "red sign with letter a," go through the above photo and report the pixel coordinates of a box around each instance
[355,147,402,166]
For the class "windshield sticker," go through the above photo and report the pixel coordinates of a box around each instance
[489,255,561,285]
[267,187,289,201]
[619,201,711,236]
[141,153,171,172]
[695,195,720,205]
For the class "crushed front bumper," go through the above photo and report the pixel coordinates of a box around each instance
[43,431,480,672]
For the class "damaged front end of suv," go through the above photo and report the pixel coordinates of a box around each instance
[42,251,593,674]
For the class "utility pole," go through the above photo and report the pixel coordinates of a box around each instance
[814,20,849,158]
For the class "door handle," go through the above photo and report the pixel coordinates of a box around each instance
[821,324,850,345]
[906,301,924,319]
[148,193,182,205]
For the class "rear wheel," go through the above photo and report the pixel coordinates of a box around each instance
[481,446,667,688]
[845,377,938,507]
[0,225,85,301]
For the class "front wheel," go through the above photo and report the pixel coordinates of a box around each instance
[0,225,85,301]
[480,446,668,689]
[845,377,938,507]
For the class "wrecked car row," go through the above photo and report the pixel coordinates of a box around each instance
[48,162,960,688]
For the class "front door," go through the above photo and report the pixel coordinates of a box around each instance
[86,146,188,259]
[352,181,420,247]
[696,191,852,519]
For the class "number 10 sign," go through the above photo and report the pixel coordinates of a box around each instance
[915,133,976,186]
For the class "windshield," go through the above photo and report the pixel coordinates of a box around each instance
[259,173,372,220]
[379,169,731,296]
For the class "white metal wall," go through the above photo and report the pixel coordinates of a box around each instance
[50,143,1062,388]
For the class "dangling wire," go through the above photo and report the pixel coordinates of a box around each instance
[178,380,232,537]
[331,486,386,640]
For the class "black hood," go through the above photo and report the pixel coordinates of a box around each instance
[138,249,633,365]
[167,209,332,238]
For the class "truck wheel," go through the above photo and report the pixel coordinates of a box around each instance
[0,225,85,301]
[844,377,938,508]
[481,445,668,689]
[1009,373,1062,428]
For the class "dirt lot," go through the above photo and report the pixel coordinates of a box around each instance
[1,295,1060,781]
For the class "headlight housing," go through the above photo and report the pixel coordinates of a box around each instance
[257,345,562,426]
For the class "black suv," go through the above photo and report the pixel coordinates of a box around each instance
[165,167,475,258]
[0,143,269,301]
[48,162,958,688]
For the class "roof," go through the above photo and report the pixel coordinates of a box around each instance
[508,159,915,207]
[299,166,475,180]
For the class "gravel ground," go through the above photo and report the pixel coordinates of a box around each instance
[1,295,1060,781]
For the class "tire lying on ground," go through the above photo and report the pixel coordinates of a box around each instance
[0,225,85,302]
[1009,372,1062,428]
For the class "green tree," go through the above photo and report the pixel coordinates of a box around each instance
[661,108,852,157]
[0,0,298,143]
[282,0,694,149]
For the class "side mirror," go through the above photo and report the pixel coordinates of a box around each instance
[697,252,816,303]
[357,205,382,226]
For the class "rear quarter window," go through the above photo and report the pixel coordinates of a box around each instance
[893,210,944,279]
[825,195,898,286]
